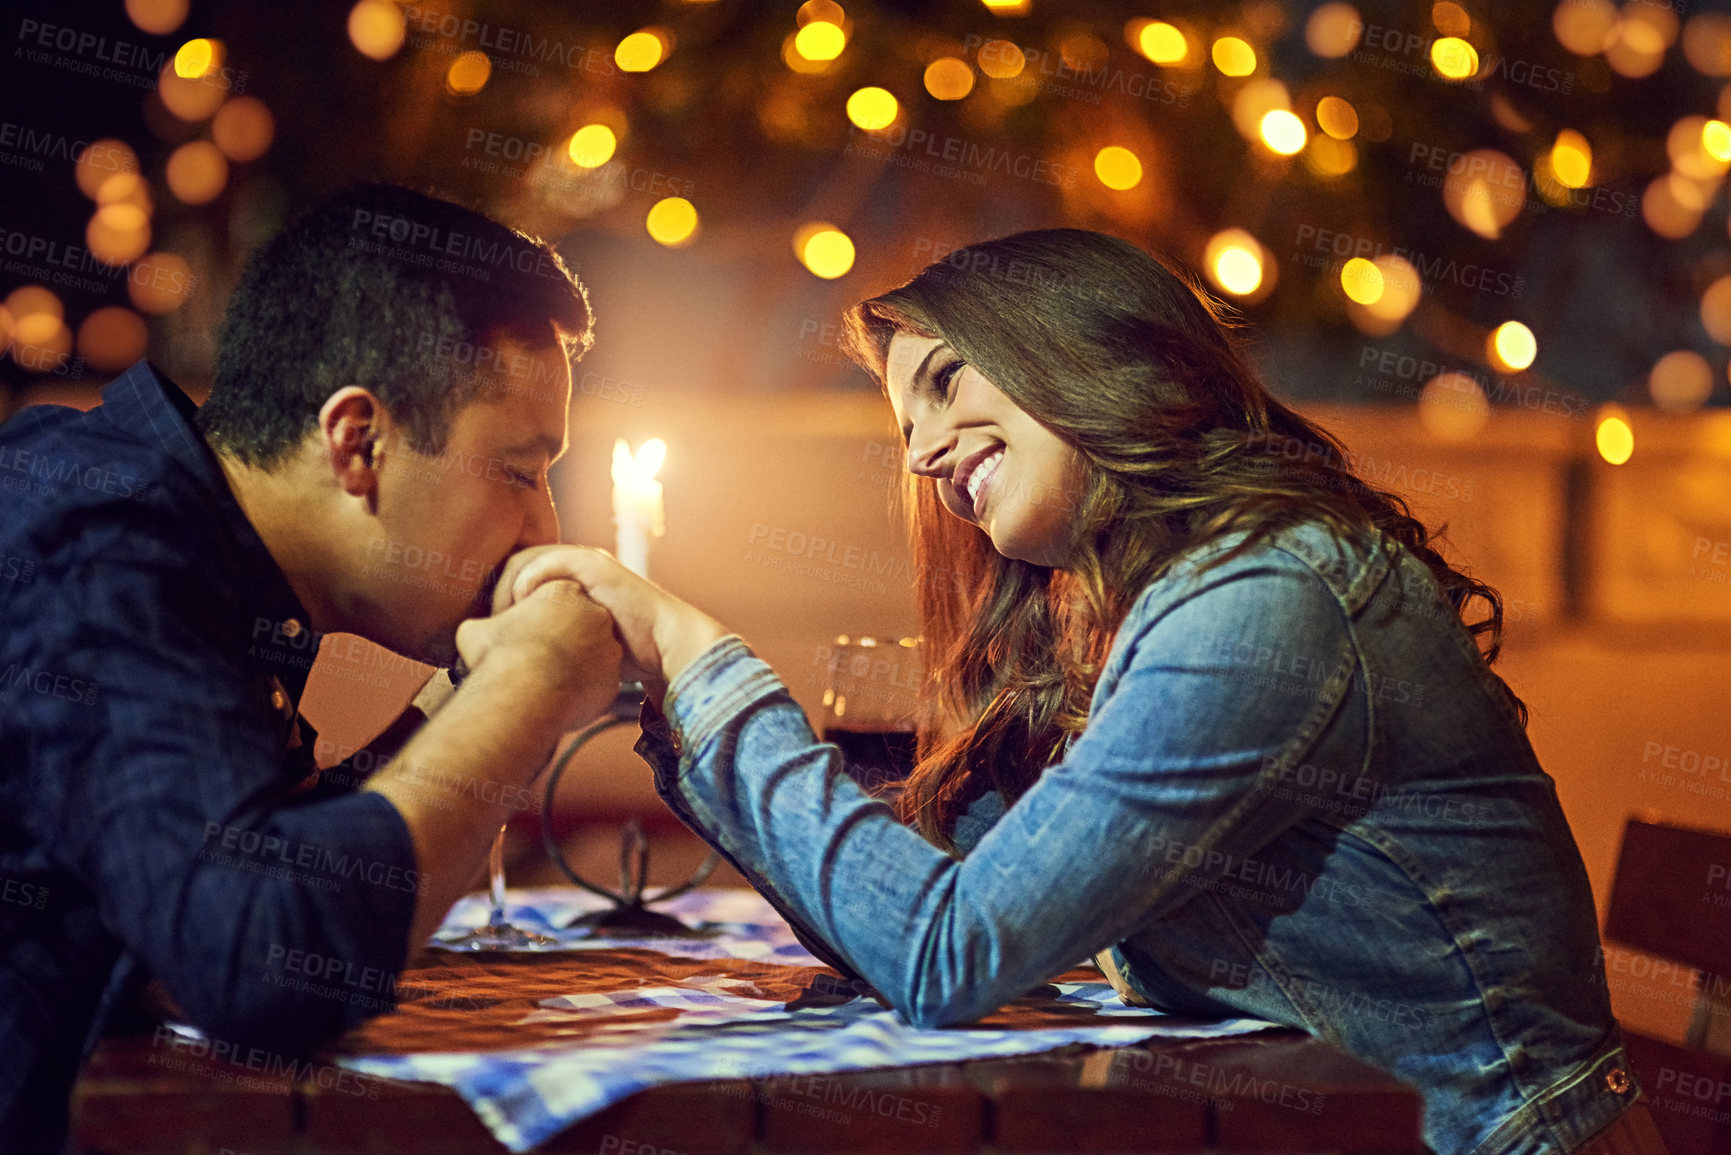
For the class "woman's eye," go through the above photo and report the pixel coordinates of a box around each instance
[508,469,538,490]
[934,360,963,400]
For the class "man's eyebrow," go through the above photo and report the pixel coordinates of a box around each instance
[503,434,566,459]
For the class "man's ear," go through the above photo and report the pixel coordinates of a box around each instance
[317,387,387,499]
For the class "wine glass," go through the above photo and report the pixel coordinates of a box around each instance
[436,653,557,951]
[440,823,558,950]
[820,635,922,800]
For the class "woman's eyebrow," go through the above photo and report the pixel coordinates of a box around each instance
[898,342,947,445]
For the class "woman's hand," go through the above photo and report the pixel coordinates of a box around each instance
[495,545,730,703]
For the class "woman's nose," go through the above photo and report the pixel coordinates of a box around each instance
[905,423,954,478]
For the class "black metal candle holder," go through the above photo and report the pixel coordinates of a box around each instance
[539,683,719,937]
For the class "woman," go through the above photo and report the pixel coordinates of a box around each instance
[505,230,1664,1155]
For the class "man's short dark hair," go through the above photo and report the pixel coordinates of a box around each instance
[197,184,592,468]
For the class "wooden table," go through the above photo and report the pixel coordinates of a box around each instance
[74,1025,1425,1153]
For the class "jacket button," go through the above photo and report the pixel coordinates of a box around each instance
[1605,1067,1630,1094]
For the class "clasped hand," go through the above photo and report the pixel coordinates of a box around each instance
[484,545,728,709]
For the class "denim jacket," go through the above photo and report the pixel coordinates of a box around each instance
[638,520,1637,1155]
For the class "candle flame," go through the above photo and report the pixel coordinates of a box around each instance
[612,437,667,485]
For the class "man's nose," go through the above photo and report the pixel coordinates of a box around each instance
[519,494,560,550]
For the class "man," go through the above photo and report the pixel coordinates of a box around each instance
[0,185,622,1150]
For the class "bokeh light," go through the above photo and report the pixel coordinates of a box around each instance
[1705,119,1731,162]
[1305,4,1362,57]
[86,205,151,266]
[567,125,618,167]
[1430,37,1479,80]
[446,51,492,95]
[77,307,149,373]
[794,21,846,63]
[1553,0,1617,56]
[1204,229,1267,297]
[174,38,221,80]
[212,97,275,162]
[1607,8,1672,78]
[846,87,899,130]
[1489,321,1538,372]
[128,253,195,314]
[1596,406,1634,464]
[646,197,698,247]
[1212,36,1257,77]
[1669,116,1729,178]
[158,61,226,121]
[126,0,188,35]
[1259,110,1307,155]
[617,29,671,71]
[1700,273,1731,343]
[1094,146,1143,190]
[1304,136,1359,178]
[1346,255,1421,335]
[1230,79,1289,141]
[1316,96,1359,140]
[1643,173,1704,238]
[797,224,856,278]
[1137,22,1188,64]
[1550,130,1592,188]
[1442,149,1524,238]
[75,140,140,200]
[924,57,975,100]
[1683,13,1731,76]
[796,0,845,26]
[5,287,70,372]
[1649,350,1714,411]
[1340,258,1384,305]
[977,39,1026,78]
[166,141,228,204]
[1432,1,1471,37]
[348,0,405,60]
[1419,372,1490,442]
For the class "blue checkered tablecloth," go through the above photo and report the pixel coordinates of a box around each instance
[334,887,1280,1152]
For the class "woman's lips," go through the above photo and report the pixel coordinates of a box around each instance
[952,443,1005,519]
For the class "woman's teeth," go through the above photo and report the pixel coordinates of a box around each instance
[964,449,1004,507]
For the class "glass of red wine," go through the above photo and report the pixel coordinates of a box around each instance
[819,635,922,800]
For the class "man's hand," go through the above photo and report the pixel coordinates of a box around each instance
[454,578,622,730]
[495,546,729,703]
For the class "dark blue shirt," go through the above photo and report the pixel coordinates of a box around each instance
[0,363,420,1151]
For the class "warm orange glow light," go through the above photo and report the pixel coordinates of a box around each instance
[924,57,975,100]
[646,197,698,247]
[617,30,670,71]
[1489,321,1538,372]
[212,97,275,162]
[1094,146,1143,190]
[126,0,188,36]
[1138,22,1188,64]
[846,87,899,130]
[1259,109,1307,155]
[166,141,228,204]
[1430,36,1479,79]
[567,125,617,168]
[1306,3,1362,57]
[1212,36,1257,76]
[794,21,846,62]
[446,51,492,95]
[1596,407,1634,464]
[348,0,405,60]
[1341,258,1384,305]
[797,224,856,279]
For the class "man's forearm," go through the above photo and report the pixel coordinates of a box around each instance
[362,658,574,946]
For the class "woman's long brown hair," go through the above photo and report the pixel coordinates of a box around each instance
[840,229,1521,854]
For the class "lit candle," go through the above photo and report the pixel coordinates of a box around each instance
[611,438,666,577]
